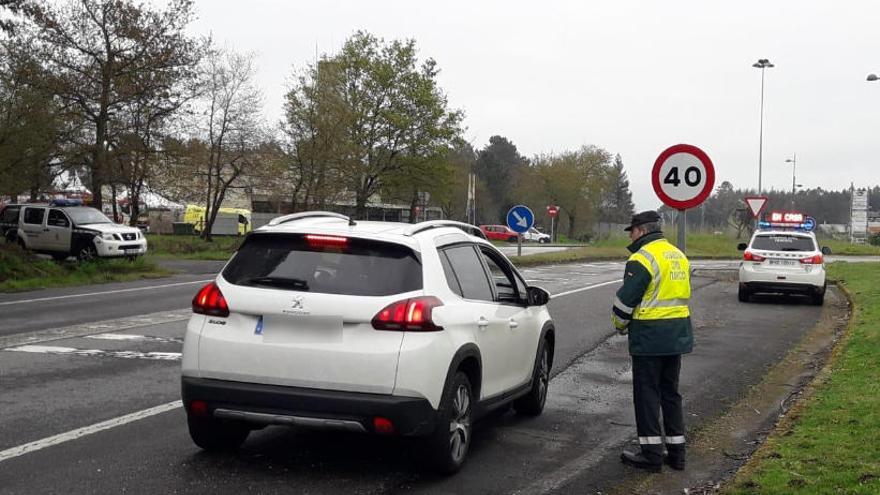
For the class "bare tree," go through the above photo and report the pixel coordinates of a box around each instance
[194,47,264,241]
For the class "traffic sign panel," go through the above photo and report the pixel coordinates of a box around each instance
[547,205,559,217]
[652,144,715,210]
[744,196,768,218]
[507,205,534,234]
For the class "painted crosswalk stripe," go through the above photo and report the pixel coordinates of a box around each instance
[3,345,181,361]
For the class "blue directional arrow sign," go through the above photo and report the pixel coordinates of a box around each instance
[506,205,534,234]
[803,216,816,232]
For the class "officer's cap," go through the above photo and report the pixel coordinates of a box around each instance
[624,210,661,232]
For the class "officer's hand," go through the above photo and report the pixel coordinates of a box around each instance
[616,326,628,336]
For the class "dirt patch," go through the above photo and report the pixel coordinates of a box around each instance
[608,283,850,495]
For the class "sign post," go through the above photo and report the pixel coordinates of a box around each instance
[547,205,559,243]
[507,205,535,257]
[651,144,716,254]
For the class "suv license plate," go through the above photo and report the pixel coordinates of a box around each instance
[769,259,796,266]
[124,249,139,255]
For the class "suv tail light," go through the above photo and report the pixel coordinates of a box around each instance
[743,251,766,262]
[799,254,823,265]
[193,282,229,317]
[372,296,444,332]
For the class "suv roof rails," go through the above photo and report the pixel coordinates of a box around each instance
[404,220,488,240]
[268,211,356,227]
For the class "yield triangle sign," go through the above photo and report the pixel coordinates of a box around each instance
[744,196,768,218]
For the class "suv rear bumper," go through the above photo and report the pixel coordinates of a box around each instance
[181,376,439,436]
[741,281,825,295]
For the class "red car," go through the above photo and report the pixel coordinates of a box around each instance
[479,224,519,242]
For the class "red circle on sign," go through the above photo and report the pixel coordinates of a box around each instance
[651,144,715,210]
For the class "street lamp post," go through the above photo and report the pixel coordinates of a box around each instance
[785,154,797,209]
[753,58,775,195]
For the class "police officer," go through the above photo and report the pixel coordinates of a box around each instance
[612,210,693,472]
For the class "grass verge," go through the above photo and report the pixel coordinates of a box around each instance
[145,234,243,260]
[0,244,172,292]
[726,262,880,494]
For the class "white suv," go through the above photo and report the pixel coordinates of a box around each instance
[522,227,551,243]
[16,204,147,261]
[181,212,555,473]
[737,229,827,305]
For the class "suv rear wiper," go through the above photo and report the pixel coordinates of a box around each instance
[242,276,310,291]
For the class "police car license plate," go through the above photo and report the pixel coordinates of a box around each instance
[768,259,796,266]
[124,249,139,255]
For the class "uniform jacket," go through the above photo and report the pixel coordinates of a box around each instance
[612,231,694,356]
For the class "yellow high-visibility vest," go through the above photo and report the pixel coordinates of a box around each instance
[629,239,691,320]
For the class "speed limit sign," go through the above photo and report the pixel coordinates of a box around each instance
[651,144,715,210]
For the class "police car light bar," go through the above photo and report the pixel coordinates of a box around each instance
[759,211,816,232]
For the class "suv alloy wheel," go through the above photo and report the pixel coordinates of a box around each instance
[424,371,473,474]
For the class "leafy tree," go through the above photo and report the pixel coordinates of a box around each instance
[474,135,528,222]
[283,58,351,211]
[18,0,205,209]
[533,145,612,238]
[0,41,70,200]
[600,154,634,224]
[324,31,463,219]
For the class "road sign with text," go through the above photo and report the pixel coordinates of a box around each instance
[652,144,715,211]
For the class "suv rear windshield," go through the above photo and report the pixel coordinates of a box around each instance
[222,233,423,296]
[752,234,816,252]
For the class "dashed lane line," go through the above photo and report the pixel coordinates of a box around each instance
[0,401,183,464]
[5,345,182,361]
[0,279,212,307]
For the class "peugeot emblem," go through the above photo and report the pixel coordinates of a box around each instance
[291,296,304,310]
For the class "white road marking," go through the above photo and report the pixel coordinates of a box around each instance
[85,333,183,344]
[0,400,182,464]
[551,280,619,299]
[4,345,181,361]
[0,279,212,307]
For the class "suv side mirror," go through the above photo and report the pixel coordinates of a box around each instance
[527,286,550,306]
[821,246,832,255]
[737,243,748,251]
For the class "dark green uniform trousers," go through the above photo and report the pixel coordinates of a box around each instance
[632,355,686,463]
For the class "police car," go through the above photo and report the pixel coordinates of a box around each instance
[181,212,555,473]
[737,213,827,305]
[13,200,147,261]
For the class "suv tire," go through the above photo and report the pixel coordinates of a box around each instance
[77,243,97,262]
[514,338,551,416]
[187,415,250,451]
[811,287,825,306]
[424,371,473,474]
[738,286,751,303]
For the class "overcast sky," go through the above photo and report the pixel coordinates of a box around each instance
[188,0,880,211]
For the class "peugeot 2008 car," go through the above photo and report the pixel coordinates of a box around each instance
[181,212,555,474]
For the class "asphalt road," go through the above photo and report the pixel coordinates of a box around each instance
[0,258,838,494]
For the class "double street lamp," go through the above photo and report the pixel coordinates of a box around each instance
[753,58,775,195]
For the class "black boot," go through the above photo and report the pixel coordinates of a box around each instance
[621,448,662,473]
[664,445,685,470]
